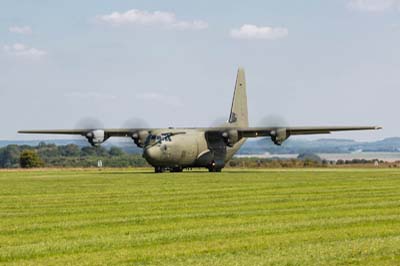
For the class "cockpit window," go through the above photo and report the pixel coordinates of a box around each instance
[160,134,172,143]
[145,134,172,146]
[145,135,155,146]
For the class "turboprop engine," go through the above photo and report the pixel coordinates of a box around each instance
[222,129,239,147]
[270,128,289,145]
[85,130,108,147]
[131,130,150,148]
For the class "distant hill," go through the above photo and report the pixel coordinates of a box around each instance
[2,137,400,155]
[238,137,400,154]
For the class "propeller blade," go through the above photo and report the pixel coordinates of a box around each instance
[122,118,149,129]
[210,116,228,127]
[258,114,289,127]
[75,117,104,130]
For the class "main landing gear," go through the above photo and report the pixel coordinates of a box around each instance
[154,166,183,173]
[208,167,222,172]
[154,165,222,173]
[154,166,165,173]
[171,167,183,172]
[207,161,223,172]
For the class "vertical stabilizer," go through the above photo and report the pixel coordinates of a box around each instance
[228,68,249,127]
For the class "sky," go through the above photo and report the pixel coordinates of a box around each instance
[1,0,400,141]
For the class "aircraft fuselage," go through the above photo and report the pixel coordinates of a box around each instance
[142,129,245,171]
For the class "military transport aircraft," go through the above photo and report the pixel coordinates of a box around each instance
[19,68,381,172]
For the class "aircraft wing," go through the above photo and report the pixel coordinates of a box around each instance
[18,128,152,137]
[19,126,382,138]
[18,125,381,147]
[236,126,382,138]
[18,128,159,147]
[203,125,381,146]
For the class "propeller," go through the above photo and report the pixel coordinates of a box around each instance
[122,117,150,148]
[122,117,149,129]
[210,116,228,127]
[74,117,107,147]
[257,114,289,127]
[75,117,104,130]
[258,114,290,146]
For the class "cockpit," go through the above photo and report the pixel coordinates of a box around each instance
[144,134,172,146]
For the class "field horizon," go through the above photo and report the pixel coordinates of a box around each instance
[1,168,400,265]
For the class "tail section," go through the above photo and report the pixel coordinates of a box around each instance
[228,68,249,127]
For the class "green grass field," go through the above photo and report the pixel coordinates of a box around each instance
[1,169,400,265]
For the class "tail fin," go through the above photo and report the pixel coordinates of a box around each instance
[228,68,249,127]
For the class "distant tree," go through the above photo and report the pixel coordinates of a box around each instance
[95,146,109,157]
[37,143,59,157]
[38,141,47,148]
[229,160,238,167]
[81,146,97,156]
[297,153,322,163]
[59,144,80,157]
[81,146,108,157]
[20,150,45,168]
[109,147,125,156]
[0,145,21,168]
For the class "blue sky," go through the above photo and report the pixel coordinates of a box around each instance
[1,0,400,141]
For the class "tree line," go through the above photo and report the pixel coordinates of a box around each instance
[0,143,148,168]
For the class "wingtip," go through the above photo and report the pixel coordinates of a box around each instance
[18,130,33,134]
[375,126,383,130]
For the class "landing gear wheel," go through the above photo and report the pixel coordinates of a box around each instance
[171,167,183,172]
[208,167,222,172]
[154,166,165,173]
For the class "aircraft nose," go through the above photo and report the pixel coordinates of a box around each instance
[143,146,161,163]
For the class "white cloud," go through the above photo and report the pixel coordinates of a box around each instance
[230,24,288,40]
[64,92,117,100]
[136,92,183,107]
[347,0,400,12]
[3,43,46,58]
[9,25,32,35]
[95,9,208,30]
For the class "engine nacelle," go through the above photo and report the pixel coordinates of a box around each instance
[131,130,149,148]
[222,129,239,147]
[86,130,108,147]
[270,128,289,145]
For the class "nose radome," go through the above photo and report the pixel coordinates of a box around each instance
[143,146,161,162]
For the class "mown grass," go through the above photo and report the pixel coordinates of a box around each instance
[0,168,400,265]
